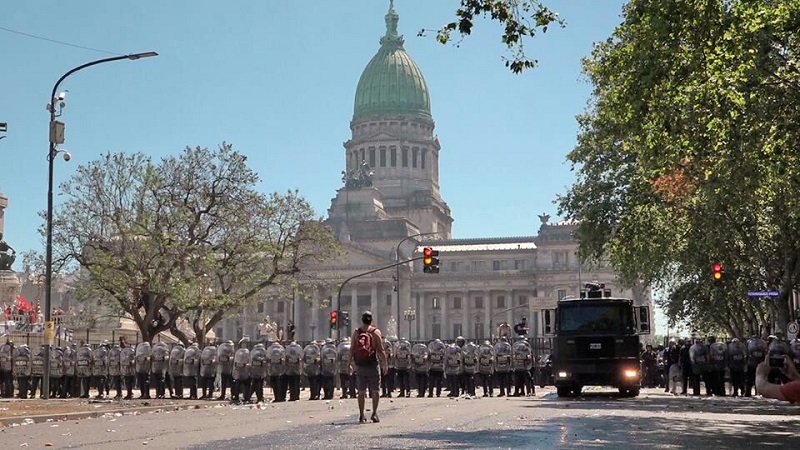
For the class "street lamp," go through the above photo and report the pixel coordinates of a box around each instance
[403,308,416,339]
[42,51,158,400]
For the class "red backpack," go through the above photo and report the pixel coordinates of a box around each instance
[354,325,376,365]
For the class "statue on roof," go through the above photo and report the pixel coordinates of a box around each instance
[342,160,374,189]
[0,232,16,271]
[538,213,551,225]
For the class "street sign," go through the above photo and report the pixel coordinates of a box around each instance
[788,322,799,335]
[747,291,780,297]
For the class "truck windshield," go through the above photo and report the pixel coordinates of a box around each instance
[558,303,633,334]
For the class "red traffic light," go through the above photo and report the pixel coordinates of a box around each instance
[330,311,338,320]
[423,247,433,257]
[712,263,722,272]
[712,263,723,281]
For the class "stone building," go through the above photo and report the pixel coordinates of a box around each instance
[219,3,652,342]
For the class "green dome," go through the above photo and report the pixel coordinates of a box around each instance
[353,2,431,121]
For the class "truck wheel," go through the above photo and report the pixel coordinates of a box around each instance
[630,388,640,397]
[556,387,571,397]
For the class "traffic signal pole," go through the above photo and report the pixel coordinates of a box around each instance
[333,256,424,340]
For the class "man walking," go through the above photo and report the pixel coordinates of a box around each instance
[349,311,387,424]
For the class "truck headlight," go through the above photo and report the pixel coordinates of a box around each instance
[557,371,569,378]
[624,369,638,378]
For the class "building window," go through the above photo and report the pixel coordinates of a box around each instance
[386,294,392,307]
[514,259,526,270]
[390,147,397,166]
[402,147,409,167]
[450,262,457,272]
[453,297,462,310]
[474,322,484,339]
[492,260,501,271]
[474,296,484,309]
[453,323,462,338]
[380,148,386,167]
[532,289,539,298]
[496,296,505,309]
[558,289,567,300]
[257,302,264,313]
[360,148,365,162]
[518,295,528,306]
[412,148,418,168]
[432,323,441,340]
[277,301,285,313]
[369,148,376,167]
[432,297,440,310]
[421,150,427,169]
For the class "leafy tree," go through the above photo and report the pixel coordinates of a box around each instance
[558,0,800,336]
[51,143,339,343]
[424,0,565,73]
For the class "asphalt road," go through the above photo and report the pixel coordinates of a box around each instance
[2,387,798,449]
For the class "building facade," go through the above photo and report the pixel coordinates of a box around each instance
[220,3,652,343]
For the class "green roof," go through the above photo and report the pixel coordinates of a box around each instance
[353,1,431,121]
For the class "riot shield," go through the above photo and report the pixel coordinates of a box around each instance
[266,343,286,377]
[120,347,136,377]
[91,345,109,377]
[249,344,268,379]
[284,342,303,376]
[216,341,235,376]
[12,345,31,378]
[394,340,412,370]
[232,348,251,381]
[183,344,201,378]
[199,345,217,378]
[31,346,46,377]
[336,342,351,374]
[135,342,153,374]
[303,344,321,377]
[169,345,186,378]
[462,342,479,374]
[151,343,170,375]
[320,344,338,376]
[478,343,495,374]
[76,345,94,377]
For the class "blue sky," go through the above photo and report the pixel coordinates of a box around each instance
[1,0,677,334]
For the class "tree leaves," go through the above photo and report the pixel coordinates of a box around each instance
[422,0,565,73]
[558,0,800,336]
[51,143,340,343]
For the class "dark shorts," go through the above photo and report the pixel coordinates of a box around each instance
[355,364,381,393]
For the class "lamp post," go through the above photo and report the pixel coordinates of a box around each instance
[394,231,442,332]
[42,52,158,400]
[403,308,416,340]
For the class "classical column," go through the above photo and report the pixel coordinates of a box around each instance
[418,292,426,341]
[370,283,378,323]
[484,291,492,340]
[507,289,514,326]
[350,284,359,332]
[461,291,470,339]
[311,286,319,340]
[440,291,448,340]
[293,289,302,341]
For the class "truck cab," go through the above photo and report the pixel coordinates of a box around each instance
[541,283,651,397]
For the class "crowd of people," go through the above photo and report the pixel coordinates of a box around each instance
[639,333,800,400]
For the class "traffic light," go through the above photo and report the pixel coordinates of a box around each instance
[330,310,338,328]
[423,247,440,274]
[341,311,350,327]
[712,263,724,282]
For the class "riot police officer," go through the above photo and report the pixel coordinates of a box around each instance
[512,337,533,396]
[745,335,766,396]
[60,344,76,398]
[92,341,111,398]
[411,342,430,397]
[303,341,322,400]
[336,339,355,399]
[0,340,13,398]
[120,344,136,400]
[232,342,251,404]
[182,342,201,400]
[135,342,152,399]
[727,338,747,397]
[462,341,478,396]
[444,342,463,397]
[478,341,495,397]
[708,336,726,396]
[689,337,711,396]
[49,345,63,398]
[494,337,513,397]
[427,339,446,397]
[266,341,286,402]
[381,339,396,398]
[199,343,217,400]
[319,339,338,400]
[393,338,412,397]
[30,345,46,398]
[169,343,185,399]
[13,344,31,399]
[216,340,235,400]
[249,343,268,403]
[151,342,170,399]
[284,341,303,401]
[76,343,94,398]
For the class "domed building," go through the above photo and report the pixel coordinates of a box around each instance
[221,2,653,344]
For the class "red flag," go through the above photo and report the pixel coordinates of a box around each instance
[16,295,29,311]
